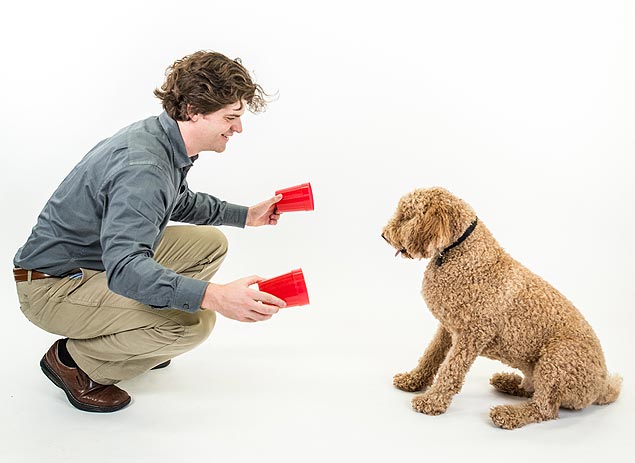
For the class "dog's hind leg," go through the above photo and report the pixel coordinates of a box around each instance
[490,368,561,429]
[491,364,560,429]
[489,395,559,430]
[490,372,533,398]
[490,338,601,429]
[394,325,452,392]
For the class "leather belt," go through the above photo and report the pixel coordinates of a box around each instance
[13,268,56,282]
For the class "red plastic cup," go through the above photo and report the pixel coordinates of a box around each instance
[257,268,310,307]
[275,182,314,213]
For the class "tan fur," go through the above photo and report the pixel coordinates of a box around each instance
[383,187,621,429]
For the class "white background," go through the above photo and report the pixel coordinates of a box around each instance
[1,0,633,461]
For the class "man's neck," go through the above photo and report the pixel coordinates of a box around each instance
[176,120,200,157]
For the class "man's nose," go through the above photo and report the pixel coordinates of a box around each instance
[232,119,243,134]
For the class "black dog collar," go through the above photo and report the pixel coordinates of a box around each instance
[435,218,478,267]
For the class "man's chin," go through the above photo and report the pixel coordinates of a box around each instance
[202,146,226,154]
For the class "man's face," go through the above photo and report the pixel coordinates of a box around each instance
[195,100,245,153]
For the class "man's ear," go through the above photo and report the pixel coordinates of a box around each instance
[186,104,198,122]
[408,205,451,258]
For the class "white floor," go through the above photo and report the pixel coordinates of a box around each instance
[2,283,632,463]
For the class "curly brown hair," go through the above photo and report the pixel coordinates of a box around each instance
[154,50,269,121]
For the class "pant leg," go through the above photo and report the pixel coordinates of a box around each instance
[153,225,228,281]
[16,225,228,384]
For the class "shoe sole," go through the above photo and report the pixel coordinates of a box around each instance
[40,357,131,413]
[151,359,171,370]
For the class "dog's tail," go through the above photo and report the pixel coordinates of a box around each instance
[594,374,623,405]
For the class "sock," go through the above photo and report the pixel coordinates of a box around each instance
[58,338,78,368]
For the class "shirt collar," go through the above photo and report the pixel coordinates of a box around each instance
[158,111,197,168]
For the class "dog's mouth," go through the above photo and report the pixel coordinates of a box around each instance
[381,233,409,258]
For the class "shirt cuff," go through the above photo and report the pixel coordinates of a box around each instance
[173,275,209,312]
[224,203,249,228]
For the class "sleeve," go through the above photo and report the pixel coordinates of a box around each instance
[170,179,248,227]
[99,164,209,312]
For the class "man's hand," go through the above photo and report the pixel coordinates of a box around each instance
[246,194,282,226]
[200,276,286,322]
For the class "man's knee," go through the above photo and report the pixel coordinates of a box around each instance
[157,225,228,265]
[186,310,216,347]
[186,226,228,263]
[203,227,228,261]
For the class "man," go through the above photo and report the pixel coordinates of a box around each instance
[13,50,287,413]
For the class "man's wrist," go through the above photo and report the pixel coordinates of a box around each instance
[201,283,219,311]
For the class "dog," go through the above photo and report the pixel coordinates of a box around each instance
[381,187,621,429]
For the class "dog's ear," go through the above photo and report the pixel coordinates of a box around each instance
[407,204,452,258]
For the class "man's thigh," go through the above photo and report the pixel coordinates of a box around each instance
[17,268,203,339]
[154,225,228,279]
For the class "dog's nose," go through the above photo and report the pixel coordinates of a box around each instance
[381,233,389,243]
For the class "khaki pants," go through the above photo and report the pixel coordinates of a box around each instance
[15,226,227,385]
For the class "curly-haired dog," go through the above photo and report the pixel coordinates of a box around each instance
[382,187,621,429]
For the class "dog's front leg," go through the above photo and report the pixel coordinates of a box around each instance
[411,333,488,415]
[393,325,452,392]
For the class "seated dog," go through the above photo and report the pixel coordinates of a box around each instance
[381,187,621,429]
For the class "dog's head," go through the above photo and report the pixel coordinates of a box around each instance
[381,187,476,260]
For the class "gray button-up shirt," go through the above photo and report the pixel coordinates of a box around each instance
[14,112,248,312]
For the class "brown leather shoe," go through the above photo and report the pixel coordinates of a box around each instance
[40,340,131,413]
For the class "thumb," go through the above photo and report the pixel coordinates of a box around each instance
[242,275,265,286]
[271,194,283,204]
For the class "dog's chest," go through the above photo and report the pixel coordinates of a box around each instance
[421,267,489,330]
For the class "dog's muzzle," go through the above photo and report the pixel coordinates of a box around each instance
[381,233,407,257]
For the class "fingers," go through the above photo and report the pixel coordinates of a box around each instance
[243,313,273,323]
[238,277,286,308]
[251,288,286,309]
[240,305,275,322]
[272,194,283,215]
[227,306,274,323]
[225,274,287,323]
[268,212,281,225]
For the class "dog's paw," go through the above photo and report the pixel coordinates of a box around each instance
[489,405,526,430]
[490,372,533,398]
[411,393,449,415]
[393,372,426,392]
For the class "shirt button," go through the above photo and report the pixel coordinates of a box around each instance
[183,304,189,310]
